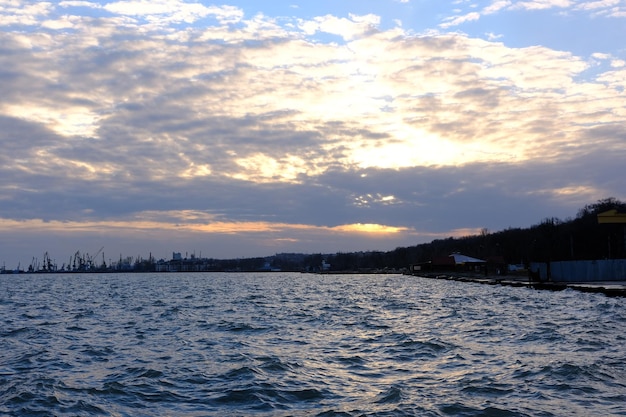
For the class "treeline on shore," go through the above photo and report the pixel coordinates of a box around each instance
[304,198,626,272]
[6,198,625,274]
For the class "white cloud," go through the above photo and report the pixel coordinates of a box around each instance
[59,1,101,8]
[1,10,620,176]
[572,0,626,18]
[298,13,380,40]
[440,11,480,28]
[486,31,503,40]
[0,1,54,26]
[591,52,612,60]
[511,0,573,11]
[611,59,626,67]
[574,0,620,11]
[102,0,243,25]
[483,0,512,14]
[41,14,81,29]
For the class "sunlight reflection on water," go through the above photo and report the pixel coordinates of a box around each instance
[1,272,625,416]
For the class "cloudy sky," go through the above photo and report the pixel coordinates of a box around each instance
[1,0,625,268]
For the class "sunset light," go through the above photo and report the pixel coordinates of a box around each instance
[0,0,624,266]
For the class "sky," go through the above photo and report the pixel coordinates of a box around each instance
[1,0,625,268]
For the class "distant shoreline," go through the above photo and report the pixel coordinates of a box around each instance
[3,269,625,297]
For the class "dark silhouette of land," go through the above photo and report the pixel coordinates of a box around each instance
[4,198,624,275]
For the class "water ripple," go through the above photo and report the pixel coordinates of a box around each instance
[1,272,625,416]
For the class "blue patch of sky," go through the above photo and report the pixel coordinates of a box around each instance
[449,8,625,85]
[220,0,439,33]
[454,10,625,59]
[29,0,626,62]
[57,2,110,19]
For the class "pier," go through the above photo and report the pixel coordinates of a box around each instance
[412,273,626,297]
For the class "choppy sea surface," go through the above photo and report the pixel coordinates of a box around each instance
[1,272,625,416]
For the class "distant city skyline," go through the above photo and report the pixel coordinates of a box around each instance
[1,0,625,268]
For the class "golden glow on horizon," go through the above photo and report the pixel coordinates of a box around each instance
[333,223,406,233]
[0,215,484,242]
[528,185,605,204]
[552,185,599,197]
[0,217,407,235]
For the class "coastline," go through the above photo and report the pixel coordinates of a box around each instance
[408,272,626,297]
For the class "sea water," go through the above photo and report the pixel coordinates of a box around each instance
[1,272,625,416]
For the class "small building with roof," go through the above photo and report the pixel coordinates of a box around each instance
[409,253,486,274]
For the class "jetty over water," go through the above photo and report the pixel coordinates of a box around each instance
[409,272,626,297]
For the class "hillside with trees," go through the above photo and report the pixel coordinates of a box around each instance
[301,198,626,272]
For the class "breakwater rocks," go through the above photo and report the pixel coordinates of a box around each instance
[409,272,626,297]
